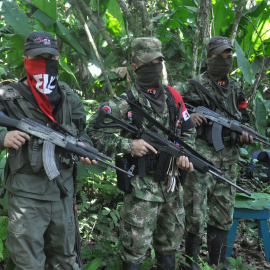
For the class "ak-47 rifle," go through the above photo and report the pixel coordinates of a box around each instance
[0,111,134,179]
[186,103,270,151]
[94,108,252,196]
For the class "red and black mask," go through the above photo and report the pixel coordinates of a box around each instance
[24,58,61,123]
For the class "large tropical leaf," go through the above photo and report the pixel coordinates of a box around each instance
[55,21,86,56]
[212,0,234,36]
[243,0,268,17]
[58,55,81,90]
[235,39,255,85]
[32,8,56,29]
[31,0,57,21]
[0,1,32,37]
[235,193,270,210]
[254,91,268,136]
[107,0,125,35]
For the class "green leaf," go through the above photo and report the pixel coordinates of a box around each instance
[59,55,81,90]
[32,0,57,21]
[235,39,255,85]
[76,161,107,178]
[254,91,267,136]
[244,1,268,17]
[0,240,3,255]
[0,1,32,37]
[235,193,270,210]
[105,12,121,36]
[107,0,126,35]
[55,21,86,56]
[87,258,102,270]
[32,8,56,29]
[0,67,6,75]
[212,1,234,36]
[0,216,8,240]
[110,211,118,226]
[235,256,242,265]
[102,209,110,216]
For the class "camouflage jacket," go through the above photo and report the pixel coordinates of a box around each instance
[0,81,92,201]
[87,85,196,202]
[174,72,249,167]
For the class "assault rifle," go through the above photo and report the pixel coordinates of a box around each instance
[0,111,134,180]
[94,109,252,196]
[186,103,270,151]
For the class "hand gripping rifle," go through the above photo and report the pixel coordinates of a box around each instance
[0,111,134,180]
[94,108,252,196]
[186,103,270,151]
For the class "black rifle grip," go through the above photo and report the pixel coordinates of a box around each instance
[94,109,107,129]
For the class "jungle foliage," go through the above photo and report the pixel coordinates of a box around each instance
[0,0,269,269]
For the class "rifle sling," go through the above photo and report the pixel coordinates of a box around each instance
[189,79,240,121]
[10,82,40,111]
[10,81,74,136]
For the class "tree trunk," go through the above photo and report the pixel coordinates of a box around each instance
[71,0,114,96]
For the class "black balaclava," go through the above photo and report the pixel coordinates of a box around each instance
[134,62,166,116]
[207,53,233,103]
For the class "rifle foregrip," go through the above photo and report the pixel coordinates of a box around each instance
[65,142,97,160]
[186,155,209,174]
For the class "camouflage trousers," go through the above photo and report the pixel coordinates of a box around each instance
[183,156,237,236]
[6,193,80,270]
[119,193,185,264]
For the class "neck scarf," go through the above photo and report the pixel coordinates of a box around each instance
[134,63,166,116]
[24,58,62,123]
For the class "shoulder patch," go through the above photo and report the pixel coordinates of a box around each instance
[127,111,133,120]
[101,105,112,114]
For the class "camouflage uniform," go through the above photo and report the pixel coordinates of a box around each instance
[175,72,247,235]
[174,36,252,269]
[87,37,195,265]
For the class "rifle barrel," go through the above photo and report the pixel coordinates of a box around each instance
[209,170,252,196]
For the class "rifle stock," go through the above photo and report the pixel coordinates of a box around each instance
[0,111,133,178]
[94,109,252,196]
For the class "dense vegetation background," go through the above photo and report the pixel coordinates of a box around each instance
[0,0,269,269]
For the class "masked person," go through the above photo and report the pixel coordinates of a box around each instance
[0,31,96,269]
[86,37,195,270]
[175,36,253,269]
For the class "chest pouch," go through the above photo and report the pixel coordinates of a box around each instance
[155,152,173,182]
[115,155,133,193]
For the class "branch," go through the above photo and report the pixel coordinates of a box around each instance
[198,0,212,73]
[71,0,115,96]
[247,55,270,101]
[244,15,267,101]
[76,0,116,52]
[191,0,211,77]
[230,0,246,44]
[133,0,153,35]
[116,0,137,36]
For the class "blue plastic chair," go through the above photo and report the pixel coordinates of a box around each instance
[226,207,270,262]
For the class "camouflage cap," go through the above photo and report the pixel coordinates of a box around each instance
[207,36,233,57]
[131,37,164,63]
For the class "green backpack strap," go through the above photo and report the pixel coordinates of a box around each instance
[58,82,73,125]
[1,84,36,119]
